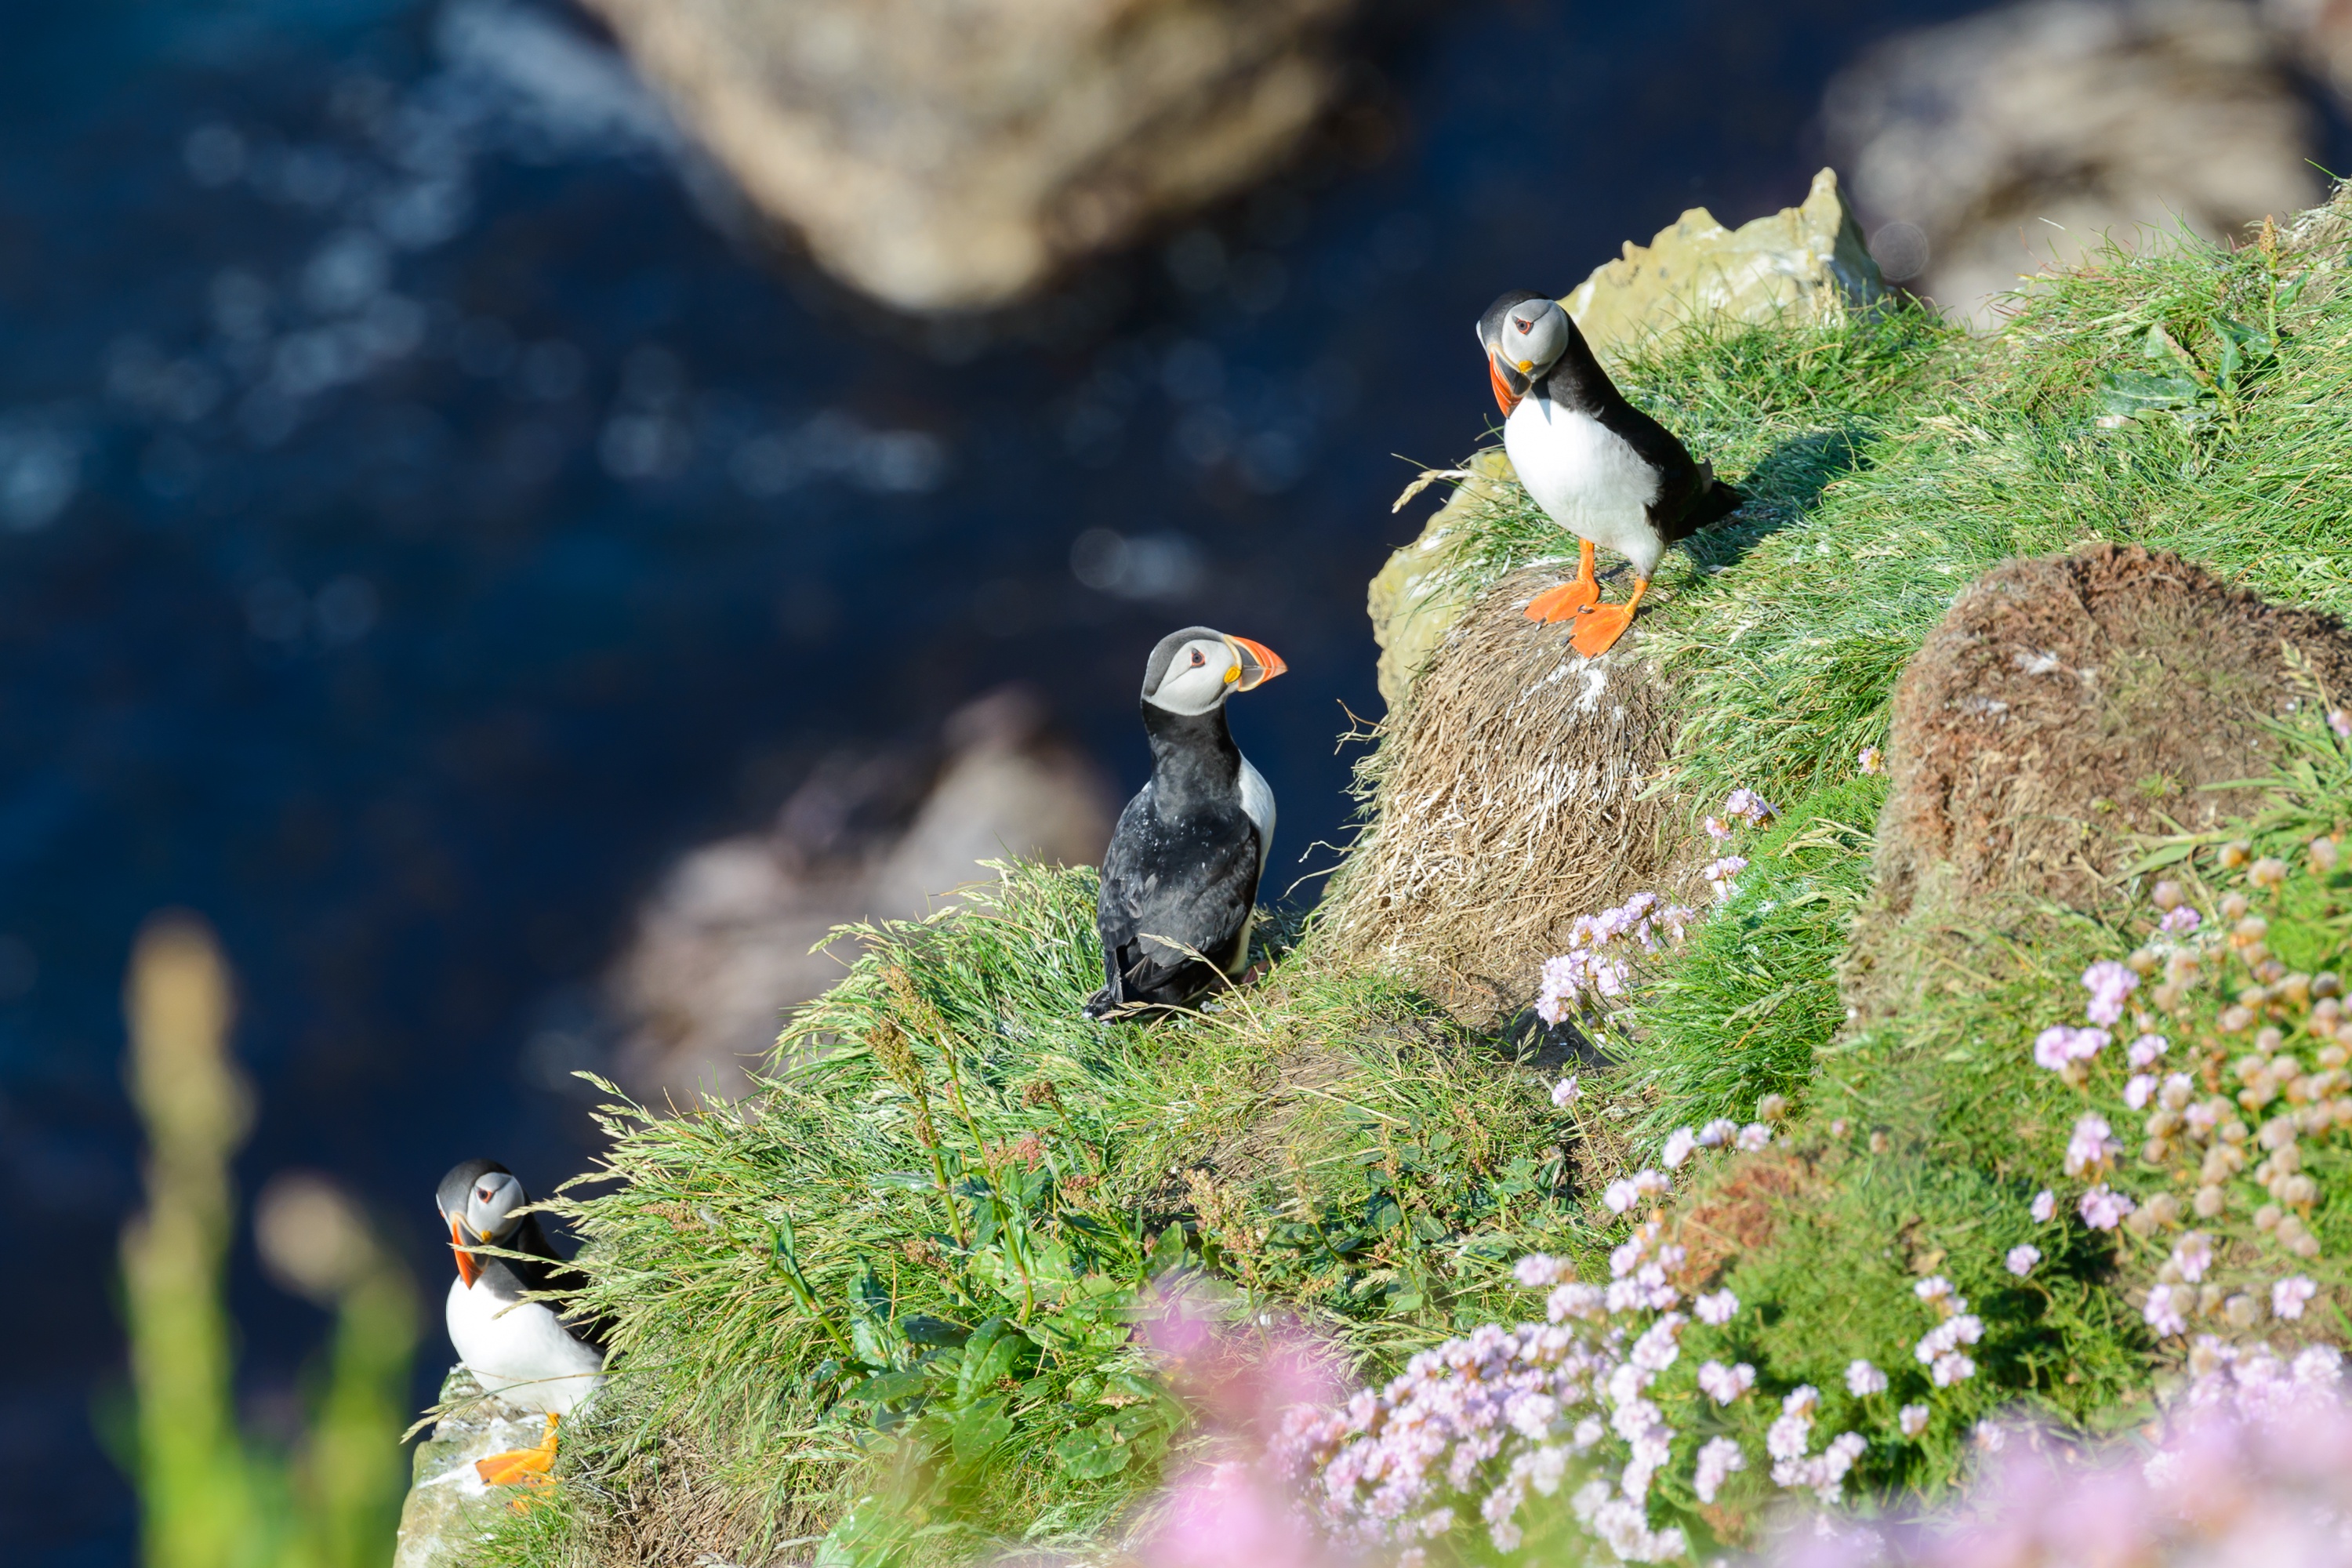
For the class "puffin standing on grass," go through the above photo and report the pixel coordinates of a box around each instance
[1477,290,1743,656]
[437,1159,608,1486]
[1084,626,1286,1018]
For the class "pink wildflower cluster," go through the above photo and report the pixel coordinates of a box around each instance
[1780,1345,2352,1568]
[1700,855,1749,902]
[1276,1236,1698,1561]
[2032,1025,2108,1072]
[1534,892,1696,1025]
[1911,1276,1983,1388]
[1765,1384,1868,1501]
[2082,959,2140,1025]
[1724,789,1777,826]
[2063,1112,2120,1178]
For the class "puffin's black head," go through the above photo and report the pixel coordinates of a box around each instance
[1475,291,1572,416]
[437,1158,528,1288]
[1139,626,1286,717]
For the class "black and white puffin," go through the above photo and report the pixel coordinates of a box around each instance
[1083,626,1286,1018]
[437,1158,608,1486]
[1476,290,1742,656]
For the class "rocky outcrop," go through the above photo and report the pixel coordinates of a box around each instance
[1367,170,1882,712]
[1825,0,2320,325]
[612,687,1115,1096]
[575,0,1359,312]
[1846,544,2352,1020]
[393,1370,547,1568]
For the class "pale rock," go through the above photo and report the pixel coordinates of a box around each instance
[575,0,1358,311]
[393,1367,550,1568]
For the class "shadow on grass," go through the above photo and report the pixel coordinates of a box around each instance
[1691,423,1877,577]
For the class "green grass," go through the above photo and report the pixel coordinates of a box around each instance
[474,194,2352,1566]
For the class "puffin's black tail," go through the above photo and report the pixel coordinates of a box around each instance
[1688,476,1744,532]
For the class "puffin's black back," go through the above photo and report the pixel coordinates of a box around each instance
[1090,702,1262,1014]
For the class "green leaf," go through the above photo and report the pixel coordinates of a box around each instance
[2097,367,2203,417]
[855,1368,927,1406]
[948,1395,1012,1467]
[955,1318,1032,1402]
[1052,1422,1131,1480]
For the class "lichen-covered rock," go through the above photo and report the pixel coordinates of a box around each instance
[392,1367,547,1568]
[1367,170,1880,711]
[575,0,1358,311]
[1561,167,1883,362]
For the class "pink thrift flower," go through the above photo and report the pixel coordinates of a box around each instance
[2159,906,2201,935]
[2172,1232,2213,1283]
[2333,709,2352,739]
[1725,788,1777,826]
[1697,1117,1738,1147]
[2275,1275,2318,1320]
[1846,1359,1889,1396]
[1694,1289,1738,1327]
[1512,1253,1568,1288]
[2079,1185,2135,1230]
[1898,1403,1929,1437]
[1704,815,1733,842]
[2065,1112,2121,1178]
[2127,1033,2169,1068]
[2007,1244,2042,1277]
[2031,1189,2056,1224]
[2144,1283,2188,1338]
[1661,1127,1698,1169]
[1697,1359,1755,1404]
[1737,1123,1771,1152]
[2082,960,2139,1026]
[1550,1075,1581,1109]
[1693,1436,1745,1503]
[2124,1073,2156,1109]
[1860,746,1885,775]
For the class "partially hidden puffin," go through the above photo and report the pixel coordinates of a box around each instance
[437,1158,608,1487]
[1477,290,1742,656]
[1084,626,1286,1019]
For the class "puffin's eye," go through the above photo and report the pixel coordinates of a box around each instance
[1513,315,1537,335]
[1189,649,1204,666]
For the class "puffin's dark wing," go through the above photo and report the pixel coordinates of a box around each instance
[511,1212,614,1352]
[1097,792,1259,1004]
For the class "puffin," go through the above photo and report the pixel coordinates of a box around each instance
[437,1158,608,1486]
[1083,626,1286,1018]
[1476,290,1742,657]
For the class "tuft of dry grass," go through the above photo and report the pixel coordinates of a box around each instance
[1321,568,1696,1021]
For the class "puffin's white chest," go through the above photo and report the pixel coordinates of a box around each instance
[1236,753,1275,879]
[446,1276,605,1416]
[1504,397,1663,571]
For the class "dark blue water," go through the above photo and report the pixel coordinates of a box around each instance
[0,0,2038,1559]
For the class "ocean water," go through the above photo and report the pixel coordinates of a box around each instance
[0,0,2004,1559]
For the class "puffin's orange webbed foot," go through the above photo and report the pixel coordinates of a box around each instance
[1525,539,1599,622]
[476,1414,561,1490]
[1568,575,1650,659]
[1525,578,1599,622]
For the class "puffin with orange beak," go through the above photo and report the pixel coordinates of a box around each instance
[1085,627,1286,1018]
[436,1159,608,1487]
[1478,290,1742,656]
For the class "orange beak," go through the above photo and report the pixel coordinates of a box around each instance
[1488,350,1523,417]
[449,1216,480,1289]
[1225,635,1286,691]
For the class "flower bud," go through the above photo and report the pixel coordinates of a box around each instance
[2225,1294,2262,1328]
[2313,837,2341,876]
[2153,880,2184,911]
[2256,1203,2283,1232]
[1757,1093,1788,1123]
[2221,842,2252,869]
[2194,1184,2226,1218]
[2318,972,2344,1000]
[2221,1006,2256,1033]
[2250,857,2289,889]
[2221,891,2251,920]
[2143,1192,2183,1227]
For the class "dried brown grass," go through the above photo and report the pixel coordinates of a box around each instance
[1321,567,1700,1022]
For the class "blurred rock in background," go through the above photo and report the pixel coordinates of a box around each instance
[2266,0,2352,103]
[611,687,1116,1098]
[575,0,1362,311]
[1825,0,2321,324]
